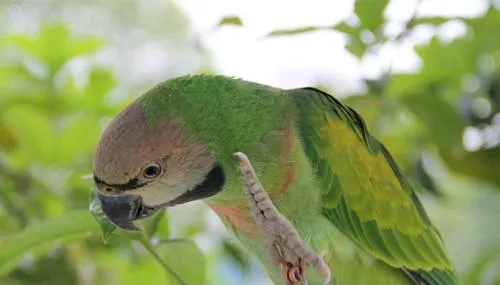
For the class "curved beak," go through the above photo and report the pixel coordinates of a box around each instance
[97,193,158,231]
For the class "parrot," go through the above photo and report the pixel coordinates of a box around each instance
[92,74,458,285]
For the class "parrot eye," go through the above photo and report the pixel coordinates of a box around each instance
[142,163,162,179]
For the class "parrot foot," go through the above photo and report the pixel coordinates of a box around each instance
[234,152,331,285]
[280,257,308,285]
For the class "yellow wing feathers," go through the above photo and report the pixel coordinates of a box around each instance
[292,89,454,274]
[318,114,426,235]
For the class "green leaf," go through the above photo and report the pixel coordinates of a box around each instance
[387,8,500,98]
[0,123,17,150]
[84,68,116,102]
[181,219,206,237]
[222,239,251,272]
[440,147,500,189]
[33,24,72,74]
[465,7,500,54]
[88,188,116,243]
[157,240,206,285]
[217,16,243,27]
[385,74,428,97]
[412,156,442,196]
[399,94,464,147]
[6,23,103,75]
[414,37,476,83]
[332,22,360,36]
[266,26,329,37]
[408,17,452,27]
[6,35,39,58]
[0,210,100,276]
[331,22,367,58]
[386,37,475,97]
[346,35,367,58]
[0,63,42,94]
[2,105,55,166]
[354,0,389,31]
[141,209,168,238]
[70,36,103,56]
[57,117,100,165]
[462,246,500,285]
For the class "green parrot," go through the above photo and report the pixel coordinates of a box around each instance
[92,74,458,285]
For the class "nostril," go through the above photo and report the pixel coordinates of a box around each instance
[105,187,113,193]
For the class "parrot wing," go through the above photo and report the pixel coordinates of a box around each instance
[290,88,457,285]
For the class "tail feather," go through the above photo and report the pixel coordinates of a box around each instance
[403,268,458,285]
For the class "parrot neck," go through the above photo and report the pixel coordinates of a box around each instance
[205,128,324,241]
[163,164,225,207]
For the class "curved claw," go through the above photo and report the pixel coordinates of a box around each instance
[280,258,309,285]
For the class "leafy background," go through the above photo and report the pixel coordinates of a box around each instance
[1,0,500,284]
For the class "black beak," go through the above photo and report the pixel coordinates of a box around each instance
[97,193,157,231]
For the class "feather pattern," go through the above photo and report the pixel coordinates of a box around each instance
[291,87,458,285]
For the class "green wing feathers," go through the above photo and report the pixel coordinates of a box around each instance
[291,88,457,285]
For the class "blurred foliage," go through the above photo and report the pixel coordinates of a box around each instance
[88,188,116,244]
[216,16,244,27]
[1,0,500,285]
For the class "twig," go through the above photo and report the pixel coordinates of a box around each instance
[138,233,188,285]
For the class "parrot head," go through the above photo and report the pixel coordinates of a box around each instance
[92,100,225,230]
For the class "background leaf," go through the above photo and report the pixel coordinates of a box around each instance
[141,209,168,238]
[217,16,243,27]
[0,210,99,276]
[157,240,206,285]
[399,94,464,147]
[266,26,329,37]
[88,188,116,243]
[2,105,55,166]
[354,0,389,31]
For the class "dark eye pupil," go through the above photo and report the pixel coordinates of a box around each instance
[144,166,159,177]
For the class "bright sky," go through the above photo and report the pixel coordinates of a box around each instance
[173,0,489,95]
